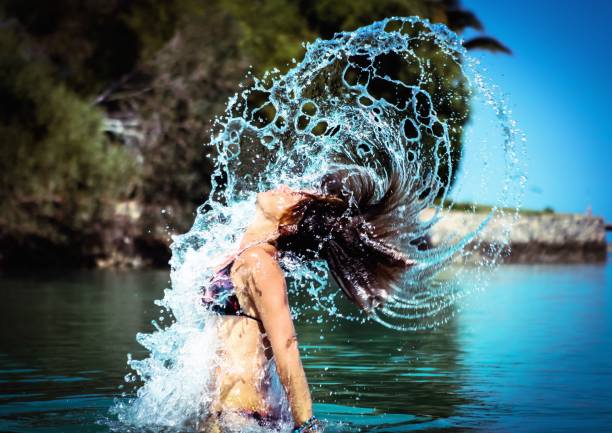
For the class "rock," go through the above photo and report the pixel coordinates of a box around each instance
[428,211,607,263]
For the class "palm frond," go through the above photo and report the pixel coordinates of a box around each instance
[464,36,512,54]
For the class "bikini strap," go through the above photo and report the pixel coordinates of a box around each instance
[215,238,275,273]
[234,238,275,257]
[236,310,263,323]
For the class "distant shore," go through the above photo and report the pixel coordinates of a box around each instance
[126,210,607,268]
[1,207,607,269]
[429,211,608,264]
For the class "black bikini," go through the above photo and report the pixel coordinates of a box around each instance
[202,259,263,323]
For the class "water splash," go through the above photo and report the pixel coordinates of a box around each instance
[112,16,525,431]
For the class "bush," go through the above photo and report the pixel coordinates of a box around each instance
[0,29,136,258]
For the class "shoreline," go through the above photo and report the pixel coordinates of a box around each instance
[1,210,608,269]
[429,211,608,264]
[102,210,608,268]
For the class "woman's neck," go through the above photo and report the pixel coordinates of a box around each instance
[239,208,278,249]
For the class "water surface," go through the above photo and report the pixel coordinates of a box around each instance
[1,263,610,432]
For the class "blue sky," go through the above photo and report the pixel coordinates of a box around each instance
[454,0,611,221]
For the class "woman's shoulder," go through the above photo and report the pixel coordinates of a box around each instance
[233,242,279,270]
[232,243,285,295]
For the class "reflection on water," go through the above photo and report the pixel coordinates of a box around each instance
[0,264,611,432]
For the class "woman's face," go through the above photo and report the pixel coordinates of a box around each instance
[256,185,303,221]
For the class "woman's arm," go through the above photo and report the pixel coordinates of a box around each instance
[240,247,313,425]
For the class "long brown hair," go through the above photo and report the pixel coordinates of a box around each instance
[276,168,415,312]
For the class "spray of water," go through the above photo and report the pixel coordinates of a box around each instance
[111,16,525,431]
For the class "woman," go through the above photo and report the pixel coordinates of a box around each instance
[201,169,414,432]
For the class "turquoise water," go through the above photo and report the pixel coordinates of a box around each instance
[1,262,611,432]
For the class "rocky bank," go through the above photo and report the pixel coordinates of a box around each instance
[429,211,608,263]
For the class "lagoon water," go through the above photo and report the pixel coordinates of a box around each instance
[1,262,611,432]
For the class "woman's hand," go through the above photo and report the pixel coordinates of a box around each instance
[292,415,322,433]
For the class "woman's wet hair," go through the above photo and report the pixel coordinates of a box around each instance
[276,168,415,311]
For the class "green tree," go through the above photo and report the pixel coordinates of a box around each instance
[98,4,249,234]
[0,29,135,264]
[0,0,508,266]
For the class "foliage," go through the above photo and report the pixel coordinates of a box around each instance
[99,4,249,233]
[0,0,201,95]
[447,201,555,216]
[0,29,135,250]
[0,0,508,266]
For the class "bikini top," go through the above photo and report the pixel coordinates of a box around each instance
[201,240,272,323]
[201,260,262,323]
